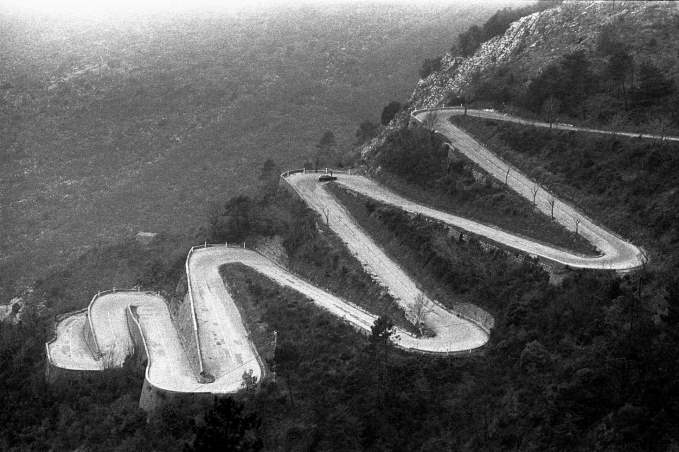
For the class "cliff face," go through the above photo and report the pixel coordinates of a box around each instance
[409,1,679,109]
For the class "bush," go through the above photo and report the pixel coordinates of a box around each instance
[453,3,561,57]
[380,101,402,126]
[373,126,446,182]
[419,56,443,79]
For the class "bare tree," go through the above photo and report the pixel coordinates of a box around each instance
[573,216,581,235]
[241,369,258,393]
[531,184,540,205]
[207,201,222,239]
[542,96,561,129]
[410,294,434,336]
[463,90,474,116]
[649,115,669,145]
[548,197,556,219]
[421,111,438,132]
[98,55,105,78]
[609,112,628,138]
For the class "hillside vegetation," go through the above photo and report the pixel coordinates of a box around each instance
[407,1,679,135]
[0,3,506,301]
[7,163,679,449]
[5,1,679,450]
[367,122,595,253]
[450,115,679,260]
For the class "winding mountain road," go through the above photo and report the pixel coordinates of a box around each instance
[46,107,647,400]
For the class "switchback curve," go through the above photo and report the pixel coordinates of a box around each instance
[45,107,646,402]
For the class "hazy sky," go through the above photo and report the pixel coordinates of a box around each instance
[0,0,529,17]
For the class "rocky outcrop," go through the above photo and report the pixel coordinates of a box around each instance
[360,1,679,161]
[410,1,679,109]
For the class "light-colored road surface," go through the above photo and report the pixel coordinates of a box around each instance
[48,243,488,395]
[438,107,679,142]
[47,106,646,397]
[48,311,103,371]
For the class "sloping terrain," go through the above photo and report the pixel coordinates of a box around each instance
[411,1,679,109]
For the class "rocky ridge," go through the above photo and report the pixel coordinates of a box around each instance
[360,1,679,160]
[409,1,679,109]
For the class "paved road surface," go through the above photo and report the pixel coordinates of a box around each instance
[433,107,679,142]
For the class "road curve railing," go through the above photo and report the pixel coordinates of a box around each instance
[412,106,679,143]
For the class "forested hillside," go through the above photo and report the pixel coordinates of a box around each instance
[0,2,506,302]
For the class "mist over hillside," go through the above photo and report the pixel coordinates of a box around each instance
[0,2,509,298]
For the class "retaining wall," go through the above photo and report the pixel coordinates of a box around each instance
[125,304,214,413]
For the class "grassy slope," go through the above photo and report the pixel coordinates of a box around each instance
[0,3,505,301]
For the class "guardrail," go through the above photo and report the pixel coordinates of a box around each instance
[413,106,679,142]
[280,168,352,180]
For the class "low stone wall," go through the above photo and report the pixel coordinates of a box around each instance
[138,379,215,415]
[125,306,148,370]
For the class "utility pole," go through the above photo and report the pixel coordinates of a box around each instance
[272,330,278,384]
